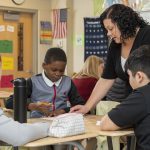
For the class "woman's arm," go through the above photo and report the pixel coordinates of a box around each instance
[70,78,115,114]
[86,78,115,110]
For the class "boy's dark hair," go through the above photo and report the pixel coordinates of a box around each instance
[44,47,67,64]
[100,4,148,40]
[125,45,150,79]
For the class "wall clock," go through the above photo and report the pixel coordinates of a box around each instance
[12,0,25,5]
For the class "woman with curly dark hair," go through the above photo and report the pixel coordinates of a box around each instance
[70,4,150,114]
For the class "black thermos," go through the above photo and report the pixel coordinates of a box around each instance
[13,78,27,123]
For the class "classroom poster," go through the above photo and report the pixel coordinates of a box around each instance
[84,17,108,61]
[0,40,13,53]
[7,25,14,32]
[0,25,5,32]
[75,35,83,46]
[0,75,13,88]
[40,21,52,44]
[2,56,14,70]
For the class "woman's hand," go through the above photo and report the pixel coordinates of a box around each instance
[71,78,115,114]
[70,105,89,114]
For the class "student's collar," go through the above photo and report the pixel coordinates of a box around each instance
[42,70,62,87]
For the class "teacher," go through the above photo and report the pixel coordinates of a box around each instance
[70,4,150,114]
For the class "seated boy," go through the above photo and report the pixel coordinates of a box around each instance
[6,47,85,118]
[100,45,150,150]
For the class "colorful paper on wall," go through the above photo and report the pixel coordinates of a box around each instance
[7,25,14,32]
[0,25,5,32]
[2,56,14,70]
[40,21,52,44]
[0,75,13,88]
[0,40,13,53]
[76,35,84,46]
[93,0,104,15]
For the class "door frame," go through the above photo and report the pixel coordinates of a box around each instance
[0,6,38,75]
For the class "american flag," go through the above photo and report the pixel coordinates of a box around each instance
[53,9,67,39]
[84,17,108,61]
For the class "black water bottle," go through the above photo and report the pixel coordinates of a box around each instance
[13,78,27,123]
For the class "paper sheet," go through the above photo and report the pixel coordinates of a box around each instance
[96,120,101,126]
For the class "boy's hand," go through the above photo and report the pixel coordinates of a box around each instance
[48,109,65,117]
[28,102,52,116]
[37,101,52,107]
[37,102,52,115]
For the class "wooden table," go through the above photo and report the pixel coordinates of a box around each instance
[0,91,12,107]
[24,115,134,150]
[85,115,133,136]
[0,91,12,98]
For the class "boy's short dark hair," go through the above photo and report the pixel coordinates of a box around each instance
[125,45,150,79]
[44,47,67,64]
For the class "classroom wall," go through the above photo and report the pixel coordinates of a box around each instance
[0,0,51,72]
[72,0,94,74]
[50,0,95,76]
[1,0,149,76]
[50,0,67,55]
[0,0,99,75]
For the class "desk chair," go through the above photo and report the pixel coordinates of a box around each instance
[96,100,122,150]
